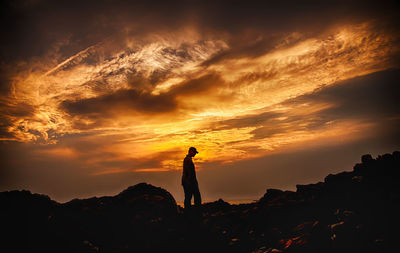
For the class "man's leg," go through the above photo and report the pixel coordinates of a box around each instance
[183,184,193,209]
[193,183,202,206]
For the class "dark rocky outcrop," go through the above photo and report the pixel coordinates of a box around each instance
[1,183,183,253]
[1,151,399,252]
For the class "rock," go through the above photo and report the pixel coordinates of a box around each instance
[329,221,345,230]
[296,182,325,200]
[292,221,317,236]
[117,182,178,217]
[361,154,373,164]
[261,189,284,201]
[267,248,282,253]
[259,189,297,206]
[324,171,353,185]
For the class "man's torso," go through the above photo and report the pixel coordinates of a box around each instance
[182,155,196,185]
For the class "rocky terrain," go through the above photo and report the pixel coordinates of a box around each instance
[1,151,399,252]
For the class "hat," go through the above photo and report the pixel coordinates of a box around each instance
[189,147,199,153]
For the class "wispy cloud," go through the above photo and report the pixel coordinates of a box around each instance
[1,21,399,167]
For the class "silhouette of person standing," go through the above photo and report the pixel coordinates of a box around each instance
[182,147,202,209]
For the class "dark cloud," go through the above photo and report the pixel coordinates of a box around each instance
[169,73,224,96]
[201,34,305,66]
[192,0,399,31]
[2,0,399,64]
[0,66,14,96]
[210,110,324,140]
[212,111,280,131]
[0,99,36,139]
[62,88,177,116]
[61,73,224,120]
[0,100,35,118]
[286,69,400,120]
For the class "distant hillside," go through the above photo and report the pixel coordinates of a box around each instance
[1,151,399,253]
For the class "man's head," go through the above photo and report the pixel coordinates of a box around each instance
[188,147,199,157]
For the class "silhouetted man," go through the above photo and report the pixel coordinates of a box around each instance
[182,147,202,209]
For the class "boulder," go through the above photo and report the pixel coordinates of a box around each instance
[259,189,284,203]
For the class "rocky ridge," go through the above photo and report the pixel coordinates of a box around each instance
[1,151,399,252]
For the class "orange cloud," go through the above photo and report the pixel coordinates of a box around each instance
[1,21,399,174]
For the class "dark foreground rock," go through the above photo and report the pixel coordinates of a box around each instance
[1,151,399,252]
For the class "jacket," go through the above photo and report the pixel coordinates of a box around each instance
[182,155,197,186]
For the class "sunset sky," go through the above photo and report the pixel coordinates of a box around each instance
[1,0,399,203]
